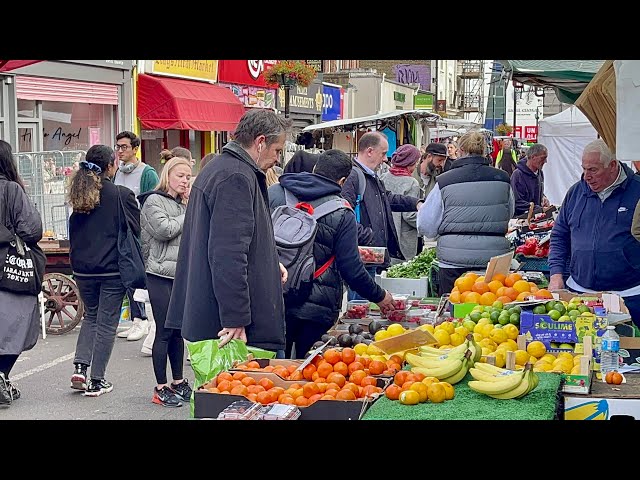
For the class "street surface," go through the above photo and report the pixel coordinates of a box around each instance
[1,320,194,420]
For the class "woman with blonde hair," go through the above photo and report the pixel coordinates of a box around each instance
[138,156,193,407]
[417,130,514,294]
[68,145,141,396]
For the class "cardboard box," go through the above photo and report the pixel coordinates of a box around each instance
[519,310,578,347]
[375,274,429,297]
[229,359,306,384]
[553,289,629,315]
[450,302,478,319]
[564,396,640,420]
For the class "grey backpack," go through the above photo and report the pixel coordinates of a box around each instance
[272,189,353,298]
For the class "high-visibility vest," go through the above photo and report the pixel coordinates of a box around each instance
[495,149,518,168]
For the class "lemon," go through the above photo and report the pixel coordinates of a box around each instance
[372,355,388,363]
[427,383,446,403]
[514,349,530,365]
[473,332,484,343]
[502,324,519,340]
[354,343,368,356]
[366,343,384,356]
[492,351,506,368]
[410,382,429,402]
[480,323,494,338]
[374,329,391,341]
[433,330,451,346]
[533,363,553,372]
[489,328,508,344]
[437,382,455,400]
[477,318,490,326]
[386,323,405,337]
[573,355,585,366]
[399,390,420,405]
[449,333,465,347]
[499,340,517,352]
[526,341,547,359]
[541,353,557,364]
[570,365,581,374]
[481,347,493,356]
[454,326,470,338]
[419,324,435,334]
[557,351,574,362]
[439,321,455,335]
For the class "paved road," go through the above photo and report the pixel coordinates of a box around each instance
[1,320,194,420]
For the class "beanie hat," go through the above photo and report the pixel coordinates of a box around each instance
[390,144,421,167]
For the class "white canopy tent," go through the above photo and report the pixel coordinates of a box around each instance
[537,106,598,206]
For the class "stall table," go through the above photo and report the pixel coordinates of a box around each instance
[564,372,640,420]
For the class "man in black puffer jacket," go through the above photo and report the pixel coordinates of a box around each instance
[269,150,395,358]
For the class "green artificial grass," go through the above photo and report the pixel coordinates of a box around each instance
[362,372,562,420]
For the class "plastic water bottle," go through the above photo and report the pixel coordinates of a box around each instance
[600,326,620,374]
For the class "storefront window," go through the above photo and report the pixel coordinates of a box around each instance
[18,99,36,117]
[41,101,116,151]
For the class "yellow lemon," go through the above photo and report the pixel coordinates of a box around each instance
[433,329,451,346]
[386,323,405,337]
[374,329,391,341]
[454,326,470,338]
[354,343,368,356]
[437,382,455,400]
[526,341,547,359]
[473,332,484,343]
[477,318,490,326]
[366,343,384,356]
[427,383,447,403]
[438,321,455,335]
[502,324,519,340]
[480,323,494,338]
[399,390,420,405]
[449,333,465,347]
[481,347,493,356]
[490,351,506,368]
[557,351,574,362]
[541,353,557,364]
[489,328,508,345]
[514,349,530,366]
[499,340,517,352]
[419,324,435,334]
[409,382,429,403]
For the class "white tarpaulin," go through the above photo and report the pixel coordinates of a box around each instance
[537,106,598,206]
[614,60,640,162]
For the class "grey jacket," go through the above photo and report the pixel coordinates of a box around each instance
[379,171,421,263]
[139,190,186,279]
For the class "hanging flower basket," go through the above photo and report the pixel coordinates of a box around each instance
[495,123,513,136]
[263,60,317,88]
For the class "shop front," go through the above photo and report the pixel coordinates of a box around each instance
[275,80,323,133]
[137,60,245,173]
[0,60,133,153]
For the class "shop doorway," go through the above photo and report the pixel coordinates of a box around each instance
[17,121,43,152]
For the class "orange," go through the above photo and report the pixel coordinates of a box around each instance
[246,360,261,369]
[247,384,265,395]
[465,272,479,281]
[279,394,294,404]
[241,376,256,387]
[332,361,349,377]
[335,389,356,401]
[229,380,242,388]
[516,291,530,301]
[308,393,323,405]
[272,366,289,379]
[472,281,490,295]
[457,276,475,293]
[480,291,497,306]
[302,364,316,381]
[342,382,360,396]
[216,372,233,383]
[324,389,339,398]
[464,292,482,304]
[348,361,365,375]
[368,360,386,375]
[315,382,328,393]
[326,372,346,388]
[451,286,459,293]
[513,280,532,294]
[362,385,381,398]
[496,286,508,298]
[311,372,321,381]
[216,380,232,392]
[256,391,273,405]
[289,370,304,381]
[394,371,410,386]
[294,395,309,407]
[388,355,404,365]
[348,370,367,386]
[323,349,342,365]
[449,291,461,304]
[230,385,249,396]
[503,287,519,301]
[410,382,429,402]
[497,295,513,305]
[488,280,504,294]
[232,371,247,381]
[399,390,420,405]
[385,383,402,400]
[361,376,378,387]
[302,382,320,399]
[270,387,285,399]
[258,378,275,391]
[427,383,446,403]
[341,348,356,365]
[504,273,522,287]
[492,273,507,284]
[535,288,554,299]
[316,361,333,379]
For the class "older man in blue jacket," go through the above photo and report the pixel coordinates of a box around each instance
[548,139,640,328]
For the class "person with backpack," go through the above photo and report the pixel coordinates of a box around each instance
[269,149,395,358]
[341,132,423,301]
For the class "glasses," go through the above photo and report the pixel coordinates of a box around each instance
[114,144,132,151]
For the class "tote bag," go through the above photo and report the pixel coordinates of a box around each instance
[116,188,146,290]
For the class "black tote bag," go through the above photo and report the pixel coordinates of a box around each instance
[116,188,146,290]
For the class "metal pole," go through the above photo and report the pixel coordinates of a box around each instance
[434,59,438,112]
[284,85,291,118]
[513,82,518,136]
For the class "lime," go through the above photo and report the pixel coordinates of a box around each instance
[508,307,518,316]
[469,312,482,322]
[511,305,522,314]
[492,300,504,310]
[533,305,547,315]
[545,301,556,312]
[509,313,520,326]
[568,309,580,318]
[554,303,566,315]
[481,312,491,319]
[548,310,561,321]
[490,311,500,323]
[567,303,578,312]
[578,305,591,314]
[558,315,571,323]
[498,314,510,326]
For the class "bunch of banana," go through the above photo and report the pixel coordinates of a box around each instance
[408,349,473,384]
[418,334,481,364]
[468,363,539,399]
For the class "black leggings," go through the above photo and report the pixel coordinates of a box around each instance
[147,274,184,385]
[0,355,19,378]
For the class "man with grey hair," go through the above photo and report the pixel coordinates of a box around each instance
[510,143,550,216]
[165,109,292,356]
[548,139,640,329]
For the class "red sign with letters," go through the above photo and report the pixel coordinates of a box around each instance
[217,60,279,88]
[524,125,538,141]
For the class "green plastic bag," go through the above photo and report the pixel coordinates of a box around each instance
[186,339,277,418]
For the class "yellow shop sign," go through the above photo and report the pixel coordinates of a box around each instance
[150,60,218,82]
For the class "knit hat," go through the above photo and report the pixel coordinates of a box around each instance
[390,144,421,167]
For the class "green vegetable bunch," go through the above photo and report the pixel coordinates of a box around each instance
[386,248,437,279]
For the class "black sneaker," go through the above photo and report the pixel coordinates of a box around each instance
[84,379,113,397]
[71,363,88,391]
[0,373,11,407]
[152,386,183,408]
[8,381,20,401]
[170,379,192,402]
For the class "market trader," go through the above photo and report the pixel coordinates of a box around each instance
[548,139,640,329]
[510,143,550,216]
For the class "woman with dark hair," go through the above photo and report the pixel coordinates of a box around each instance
[68,144,141,397]
[0,140,44,407]
[284,150,319,174]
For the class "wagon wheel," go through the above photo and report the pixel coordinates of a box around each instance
[42,273,84,335]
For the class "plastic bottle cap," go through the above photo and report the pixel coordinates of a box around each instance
[607,326,615,330]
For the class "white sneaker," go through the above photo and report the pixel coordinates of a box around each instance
[127,319,149,341]
[141,346,152,356]
[117,326,132,338]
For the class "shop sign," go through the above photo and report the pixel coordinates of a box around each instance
[306,60,323,72]
[414,92,433,111]
[149,60,218,82]
[276,82,323,115]
[393,91,406,103]
[436,99,447,113]
[218,82,276,109]
[321,84,343,121]
[65,60,133,70]
[524,125,538,141]
[217,60,279,88]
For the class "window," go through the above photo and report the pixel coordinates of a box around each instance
[41,101,115,151]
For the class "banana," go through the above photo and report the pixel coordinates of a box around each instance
[516,370,539,398]
[469,367,523,383]
[468,369,527,395]
[406,351,465,369]
[411,356,465,379]
[439,350,473,385]
[419,341,469,357]
[488,368,532,399]
[472,362,509,375]
[469,336,482,364]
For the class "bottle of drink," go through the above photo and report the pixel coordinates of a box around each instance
[120,295,130,323]
[600,326,620,374]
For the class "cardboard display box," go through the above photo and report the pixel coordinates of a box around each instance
[564,372,640,420]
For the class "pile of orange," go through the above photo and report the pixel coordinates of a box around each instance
[384,370,455,405]
[449,272,553,305]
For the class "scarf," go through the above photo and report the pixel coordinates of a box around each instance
[389,165,413,177]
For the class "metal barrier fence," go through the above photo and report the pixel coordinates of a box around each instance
[15,150,86,240]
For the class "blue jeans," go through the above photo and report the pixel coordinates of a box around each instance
[74,276,126,381]
[275,349,286,359]
[621,294,640,330]
[347,266,378,301]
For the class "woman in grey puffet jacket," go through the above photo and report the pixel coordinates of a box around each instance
[138,156,193,408]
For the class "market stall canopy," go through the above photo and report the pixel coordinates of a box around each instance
[301,109,441,132]
[0,60,43,72]
[137,73,245,132]
[501,60,605,104]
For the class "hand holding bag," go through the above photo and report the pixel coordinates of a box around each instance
[116,188,146,290]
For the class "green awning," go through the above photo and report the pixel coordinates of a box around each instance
[501,60,606,104]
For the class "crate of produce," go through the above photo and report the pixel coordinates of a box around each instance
[515,254,550,272]
[376,274,429,297]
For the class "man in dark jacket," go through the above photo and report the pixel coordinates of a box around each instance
[165,110,292,354]
[268,150,395,358]
[549,139,640,329]
[511,143,550,216]
[341,132,423,300]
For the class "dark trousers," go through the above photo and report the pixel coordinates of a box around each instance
[147,274,184,385]
[74,276,126,381]
[285,314,331,359]
[622,294,640,330]
[438,266,473,296]
[347,266,378,301]
[127,287,147,321]
[0,355,18,378]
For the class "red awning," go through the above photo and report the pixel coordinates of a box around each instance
[137,73,245,132]
[0,60,43,72]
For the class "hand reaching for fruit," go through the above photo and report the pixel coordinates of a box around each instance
[548,274,565,292]
[377,291,396,316]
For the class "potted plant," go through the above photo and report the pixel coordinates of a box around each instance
[495,123,513,136]
[264,60,317,88]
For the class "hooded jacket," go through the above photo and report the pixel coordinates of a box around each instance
[511,158,545,216]
[138,190,186,279]
[165,141,285,352]
[269,173,385,326]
